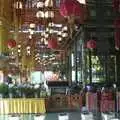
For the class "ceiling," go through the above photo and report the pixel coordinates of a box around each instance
[0,0,87,72]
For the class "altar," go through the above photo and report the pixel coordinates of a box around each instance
[0,98,46,114]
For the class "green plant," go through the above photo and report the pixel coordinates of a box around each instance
[8,85,17,94]
[0,83,8,95]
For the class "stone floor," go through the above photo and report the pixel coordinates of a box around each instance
[0,112,120,120]
[0,111,81,120]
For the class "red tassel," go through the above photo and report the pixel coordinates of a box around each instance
[115,29,120,50]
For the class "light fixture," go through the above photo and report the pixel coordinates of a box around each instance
[44,33,49,38]
[14,1,23,9]
[29,29,34,35]
[76,0,86,4]
[18,44,21,48]
[36,1,44,8]
[62,26,68,31]
[29,35,32,39]
[18,49,21,53]
[45,0,53,7]
[58,37,62,41]
[44,39,48,45]
[36,11,44,18]
[30,23,36,29]
[57,31,62,36]
[48,22,54,27]
[62,32,68,37]
[49,29,54,34]
[44,11,54,18]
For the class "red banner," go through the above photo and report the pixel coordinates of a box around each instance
[100,92,114,112]
[86,92,98,112]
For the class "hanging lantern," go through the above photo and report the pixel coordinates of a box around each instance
[113,0,120,11]
[60,0,85,20]
[36,1,44,8]
[87,40,96,49]
[36,11,44,18]
[45,0,54,7]
[45,11,54,18]
[114,17,120,28]
[14,1,23,9]
[7,39,16,49]
[48,37,58,49]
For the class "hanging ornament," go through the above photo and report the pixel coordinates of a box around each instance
[48,37,58,49]
[59,0,85,23]
[7,39,16,49]
[45,0,54,7]
[114,17,120,28]
[113,0,120,12]
[87,40,96,49]
[60,0,86,38]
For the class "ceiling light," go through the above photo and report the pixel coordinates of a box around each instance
[18,45,21,48]
[58,37,62,41]
[18,49,21,53]
[36,11,44,18]
[45,33,49,38]
[14,1,23,9]
[54,24,62,28]
[44,11,54,18]
[62,26,68,31]
[41,38,45,42]
[62,32,68,37]
[35,53,40,57]
[29,35,32,39]
[45,0,53,7]
[36,1,44,8]
[57,31,62,35]
[76,0,86,4]
[49,29,54,34]
[44,39,48,45]
[27,46,30,50]
[48,22,54,27]
[30,23,36,28]
[46,27,49,32]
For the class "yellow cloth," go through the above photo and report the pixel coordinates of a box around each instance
[0,98,46,114]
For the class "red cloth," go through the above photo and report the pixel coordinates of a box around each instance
[86,92,98,112]
[100,100,115,112]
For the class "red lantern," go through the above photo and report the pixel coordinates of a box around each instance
[87,40,96,49]
[7,39,16,49]
[48,37,58,49]
[60,0,85,18]
[113,0,120,11]
[114,17,120,28]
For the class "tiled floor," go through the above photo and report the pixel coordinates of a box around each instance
[0,112,81,120]
[0,112,119,120]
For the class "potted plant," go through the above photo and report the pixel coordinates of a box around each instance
[20,84,34,98]
[8,84,17,98]
[33,84,41,98]
[0,83,8,98]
